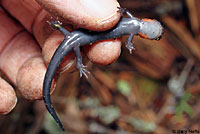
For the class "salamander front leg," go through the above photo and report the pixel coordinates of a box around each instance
[126,33,135,54]
[47,17,71,36]
[74,46,90,78]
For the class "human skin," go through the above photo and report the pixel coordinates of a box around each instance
[0,0,122,114]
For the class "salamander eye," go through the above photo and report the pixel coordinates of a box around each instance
[155,36,162,41]
[139,19,163,40]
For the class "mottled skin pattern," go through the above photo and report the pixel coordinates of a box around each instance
[43,8,163,132]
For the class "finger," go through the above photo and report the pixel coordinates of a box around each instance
[35,0,121,31]
[84,39,122,65]
[1,0,42,33]
[0,77,17,114]
[1,0,50,46]
[16,56,56,100]
[0,9,54,100]
[0,10,40,84]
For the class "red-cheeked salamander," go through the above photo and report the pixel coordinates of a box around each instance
[43,8,163,132]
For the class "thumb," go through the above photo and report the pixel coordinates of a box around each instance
[35,0,121,31]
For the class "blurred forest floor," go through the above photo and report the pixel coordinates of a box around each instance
[1,0,200,134]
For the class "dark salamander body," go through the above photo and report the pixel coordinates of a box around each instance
[43,8,163,132]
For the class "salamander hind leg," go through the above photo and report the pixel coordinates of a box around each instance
[74,46,90,78]
[126,33,135,54]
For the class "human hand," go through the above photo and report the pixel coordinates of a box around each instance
[0,0,122,114]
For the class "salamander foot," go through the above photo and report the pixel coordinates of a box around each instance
[47,17,62,30]
[77,64,90,78]
[126,41,135,54]
[126,33,135,54]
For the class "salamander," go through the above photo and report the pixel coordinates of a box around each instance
[43,8,163,132]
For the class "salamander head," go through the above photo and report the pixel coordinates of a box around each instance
[138,19,163,40]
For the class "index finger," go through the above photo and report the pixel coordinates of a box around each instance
[36,0,121,31]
